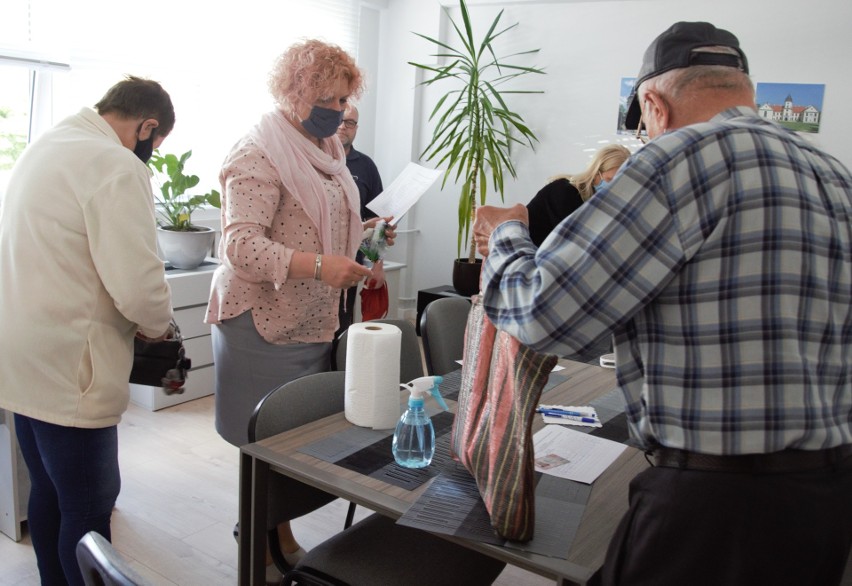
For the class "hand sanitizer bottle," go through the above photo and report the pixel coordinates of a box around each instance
[392,376,447,468]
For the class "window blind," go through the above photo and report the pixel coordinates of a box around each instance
[1,0,361,67]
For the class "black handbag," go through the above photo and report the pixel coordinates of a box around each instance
[129,322,191,395]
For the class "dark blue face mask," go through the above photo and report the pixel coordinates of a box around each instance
[302,106,344,139]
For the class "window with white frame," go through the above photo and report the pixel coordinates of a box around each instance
[0,67,31,200]
[0,0,361,198]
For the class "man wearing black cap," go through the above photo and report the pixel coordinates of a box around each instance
[473,21,851,585]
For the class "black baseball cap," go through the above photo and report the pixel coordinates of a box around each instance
[624,21,749,130]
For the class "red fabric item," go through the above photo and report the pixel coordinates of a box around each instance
[360,282,389,321]
[450,295,558,542]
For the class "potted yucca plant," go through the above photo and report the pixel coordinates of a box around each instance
[409,0,544,295]
[148,149,220,270]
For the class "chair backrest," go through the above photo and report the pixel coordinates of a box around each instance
[76,531,148,586]
[420,297,472,375]
[249,370,347,442]
[248,369,355,564]
[333,319,424,384]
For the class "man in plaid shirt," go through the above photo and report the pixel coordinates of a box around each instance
[474,22,851,586]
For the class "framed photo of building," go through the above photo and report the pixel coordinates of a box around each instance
[616,77,643,137]
[756,82,825,133]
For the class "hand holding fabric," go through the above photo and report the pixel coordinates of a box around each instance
[366,259,386,289]
[474,204,529,257]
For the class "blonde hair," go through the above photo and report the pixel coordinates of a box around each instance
[268,39,364,118]
[551,144,631,200]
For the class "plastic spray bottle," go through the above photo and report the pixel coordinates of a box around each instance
[392,376,448,468]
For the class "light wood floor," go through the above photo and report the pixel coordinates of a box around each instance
[0,394,552,586]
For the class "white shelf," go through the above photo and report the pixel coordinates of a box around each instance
[0,411,29,541]
[129,366,215,411]
[129,259,219,411]
[131,258,404,409]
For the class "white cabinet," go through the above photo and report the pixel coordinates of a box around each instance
[129,260,218,411]
[0,410,29,541]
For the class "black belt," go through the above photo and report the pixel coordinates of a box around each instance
[648,444,852,474]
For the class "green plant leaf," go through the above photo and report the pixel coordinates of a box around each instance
[147,149,220,229]
[410,0,544,258]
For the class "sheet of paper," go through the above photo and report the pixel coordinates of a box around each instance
[366,162,443,224]
[533,425,627,483]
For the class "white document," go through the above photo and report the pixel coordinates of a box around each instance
[533,425,627,484]
[366,162,443,224]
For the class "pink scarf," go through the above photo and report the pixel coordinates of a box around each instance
[248,109,362,258]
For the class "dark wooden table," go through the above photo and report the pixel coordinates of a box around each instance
[238,360,648,585]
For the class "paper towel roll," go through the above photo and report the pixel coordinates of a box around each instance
[344,322,402,429]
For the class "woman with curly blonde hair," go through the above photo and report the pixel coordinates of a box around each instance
[527,144,630,246]
[206,39,392,583]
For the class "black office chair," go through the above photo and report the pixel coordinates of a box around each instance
[248,370,357,574]
[76,531,148,586]
[420,297,472,375]
[333,318,425,383]
[283,514,505,586]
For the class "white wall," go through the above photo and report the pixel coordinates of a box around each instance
[370,0,852,309]
[353,3,385,156]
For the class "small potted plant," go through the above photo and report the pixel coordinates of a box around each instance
[148,149,221,270]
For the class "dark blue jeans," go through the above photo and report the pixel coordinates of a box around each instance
[15,414,121,586]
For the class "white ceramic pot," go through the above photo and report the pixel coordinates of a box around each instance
[156,226,216,270]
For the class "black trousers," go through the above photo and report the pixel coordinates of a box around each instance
[594,451,852,586]
[335,284,358,340]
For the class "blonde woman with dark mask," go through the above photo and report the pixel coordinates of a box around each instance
[526,144,630,246]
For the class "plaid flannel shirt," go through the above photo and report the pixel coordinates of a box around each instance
[482,107,852,455]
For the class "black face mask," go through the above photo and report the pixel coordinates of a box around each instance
[301,106,344,139]
[133,124,156,163]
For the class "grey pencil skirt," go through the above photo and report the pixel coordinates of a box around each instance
[211,311,336,528]
[211,311,332,447]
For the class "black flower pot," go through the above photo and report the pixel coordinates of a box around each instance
[452,258,482,297]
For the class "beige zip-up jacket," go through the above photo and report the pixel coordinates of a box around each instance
[0,108,172,428]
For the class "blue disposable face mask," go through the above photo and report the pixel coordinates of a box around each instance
[594,178,610,193]
[302,106,344,139]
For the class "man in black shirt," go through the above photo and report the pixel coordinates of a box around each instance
[336,104,385,337]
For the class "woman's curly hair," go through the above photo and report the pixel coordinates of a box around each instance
[269,39,363,117]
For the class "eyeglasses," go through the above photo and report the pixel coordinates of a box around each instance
[340,119,358,129]
[635,116,648,145]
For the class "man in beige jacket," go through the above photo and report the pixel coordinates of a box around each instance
[0,76,174,586]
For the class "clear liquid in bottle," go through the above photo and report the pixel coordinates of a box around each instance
[392,399,435,468]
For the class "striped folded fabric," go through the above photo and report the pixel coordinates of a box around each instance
[450,295,558,542]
